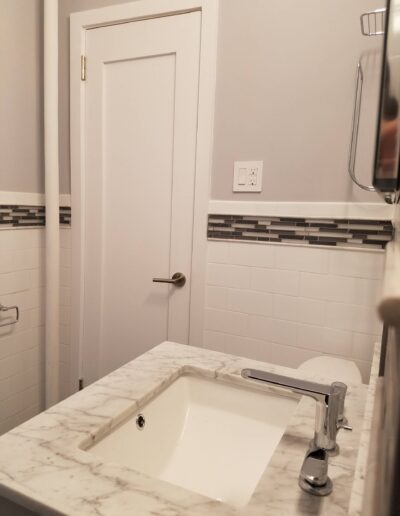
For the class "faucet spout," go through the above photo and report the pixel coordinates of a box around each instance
[241,368,345,450]
[241,368,352,495]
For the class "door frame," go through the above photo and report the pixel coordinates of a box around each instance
[70,0,219,393]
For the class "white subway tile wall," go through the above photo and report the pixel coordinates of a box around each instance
[204,241,384,382]
[0,229,45,434]
[0,227,383,435]
[60,227,72,400]
[0,227,72,435]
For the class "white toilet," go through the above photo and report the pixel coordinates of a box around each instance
[298,356,363,385]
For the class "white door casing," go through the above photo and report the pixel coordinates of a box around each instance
[70,1,218,392]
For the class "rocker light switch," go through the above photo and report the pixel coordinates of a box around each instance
[233,161,263,192]
[238,168,247,185]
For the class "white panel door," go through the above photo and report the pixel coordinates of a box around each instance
[82,12,201,384]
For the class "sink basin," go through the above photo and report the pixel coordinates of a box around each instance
[86,374,299,507]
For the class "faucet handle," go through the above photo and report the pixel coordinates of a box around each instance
[331,381,348,422]
[299,445,333,496]
[330,382,353,436]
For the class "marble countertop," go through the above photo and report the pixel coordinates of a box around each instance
[0,342,368,516]
[348,342,381,516]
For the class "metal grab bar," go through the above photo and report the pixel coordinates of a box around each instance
[0,304,19,328]
[348,61,376,192]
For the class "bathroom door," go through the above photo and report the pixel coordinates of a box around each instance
[81,12,201,385]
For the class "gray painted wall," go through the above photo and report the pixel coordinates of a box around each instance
[2,0,387,202]
[61,0,385,201]
[0,0,44,193]
[211,0,384,202]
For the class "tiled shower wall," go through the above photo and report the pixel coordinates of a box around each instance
[0,229,45,434]
[204,241,384,382]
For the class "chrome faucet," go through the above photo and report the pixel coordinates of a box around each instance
[241,368,352,496]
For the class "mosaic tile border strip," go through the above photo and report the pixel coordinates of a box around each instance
[0,205,71,228]
[59,206,71,226]
[208,214,394,250]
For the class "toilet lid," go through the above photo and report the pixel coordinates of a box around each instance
[298,356,363,385]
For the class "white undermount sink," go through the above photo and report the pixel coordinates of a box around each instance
[87,374,299,507]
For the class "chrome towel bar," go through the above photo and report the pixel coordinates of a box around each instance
[348,60,395,204]
[348,61,376,193]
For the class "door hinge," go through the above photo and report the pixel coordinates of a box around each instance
[79,378,84,390]
[81,55,87,81]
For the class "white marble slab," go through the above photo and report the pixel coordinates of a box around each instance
[0,342,367,515]
[348,341,382,516]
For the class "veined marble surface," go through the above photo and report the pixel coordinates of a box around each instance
[348,341,381,516]
[0,342,367,516]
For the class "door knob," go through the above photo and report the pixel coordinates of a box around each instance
[152,272,186,287]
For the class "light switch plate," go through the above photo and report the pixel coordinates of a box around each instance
[233,161,263,192]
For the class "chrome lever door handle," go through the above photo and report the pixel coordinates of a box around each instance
[152,272,186,288]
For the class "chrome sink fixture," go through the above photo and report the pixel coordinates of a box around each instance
[241,368,352,496]
[86,374,299,507]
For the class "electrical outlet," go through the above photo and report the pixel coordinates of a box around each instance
[249,169,258,185]
[233,161,263,192]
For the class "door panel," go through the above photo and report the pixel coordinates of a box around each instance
[82,13,201,384]
[101,54,175,372]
